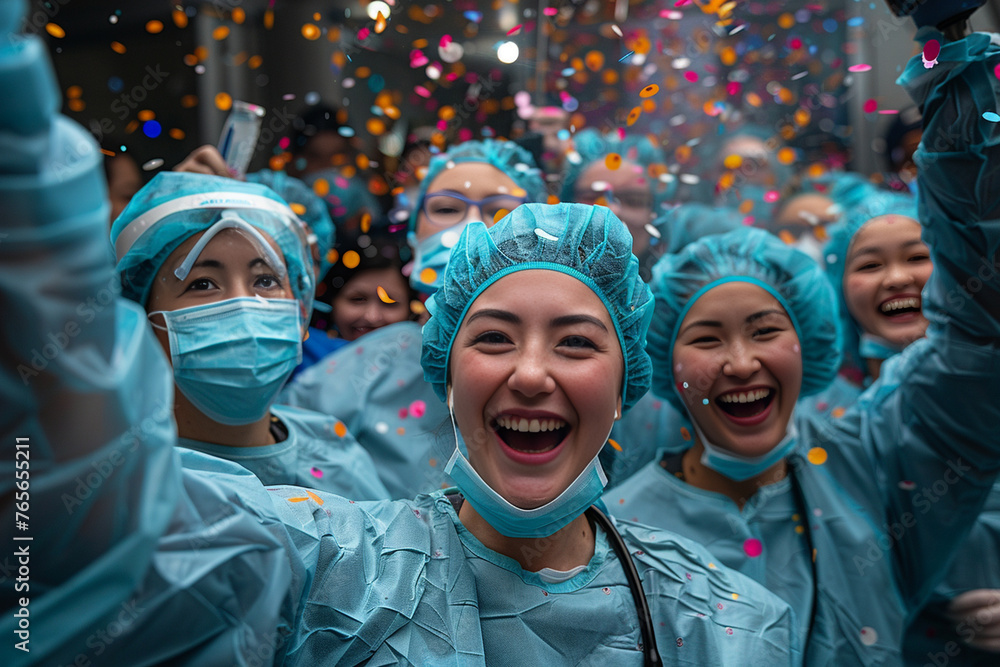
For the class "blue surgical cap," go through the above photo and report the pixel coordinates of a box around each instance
[111,172,315,313]
[650,203,743,255]
[409,139,547,233]
[421,203,654,414]
[647,227,841,415]
[822,191,920,372]
[247,169,335,277]
[560,128,674,214]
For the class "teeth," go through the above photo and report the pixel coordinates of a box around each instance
[881,297,920,313]
[495,416,568,432]
[718,388,771,403]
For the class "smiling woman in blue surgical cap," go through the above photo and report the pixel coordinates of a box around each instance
[608,31,1000,664]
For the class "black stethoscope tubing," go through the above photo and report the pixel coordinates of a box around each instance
[587,505,663,667]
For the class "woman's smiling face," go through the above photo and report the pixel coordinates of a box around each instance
[843,214,931,349]
[671,281,803,458]
[448,269,623,510]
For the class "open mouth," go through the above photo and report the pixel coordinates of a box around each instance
[879,296,921,318]
[715,388,774,421]
[493,415,570,456]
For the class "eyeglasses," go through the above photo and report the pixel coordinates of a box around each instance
[421,192,528,228]
[573,187,652,210]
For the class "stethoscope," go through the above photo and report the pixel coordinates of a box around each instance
[587,505,663,667]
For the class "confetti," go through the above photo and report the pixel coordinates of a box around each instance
[860,627,878,646]
[310,467,324,478]
[743,538,763,558]
[848,64,871,73]
[604,153,622,170]
[608,438,623,452]
[807,447,828,465]
[922,40,940,69]
[377,285,396,304]
[983,112,1000,123]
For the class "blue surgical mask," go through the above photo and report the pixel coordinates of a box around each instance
[408,222,470,295]
[443,391,610,538]
[691,418,798,481]
[149,297,303,425]
[859,333,903,361]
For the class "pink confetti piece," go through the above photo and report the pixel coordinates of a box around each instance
[684,71,699,82]
[507,24,522,36]
[357,27,370,41]
[727,82,742,96]
[995,63,1000,79]
[440,34,452,48]
[398,408,409,419]
[414,85,432,98]
[543,7,557,17]
[409,400,426,418]
[848,63,871,73]
[863,99,878,113]
[310,467,323,478]
[763,190,780,203]
[743,538,763,557]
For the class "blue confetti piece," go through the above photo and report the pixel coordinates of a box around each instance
[142,120,161,138]
[618,50,634,63]
[702,398,710,405]
[848,16,864,27]
[984,112,1000,122]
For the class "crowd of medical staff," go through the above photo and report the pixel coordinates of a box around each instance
[2,0,1000,664]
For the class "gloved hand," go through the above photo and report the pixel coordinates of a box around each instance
[947,589,1000,652]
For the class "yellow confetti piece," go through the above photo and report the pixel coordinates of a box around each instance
[807,447,828,465]
[214,92,233,111]
[343,250,361,269]
[366,118,387,136]
[794,108,811,127]
[146,20,164,34]
[720,46,737,67]
[377,285,396,304]
[708,562,717,569]
[738,199,755,215]
[585,50,605,72]
[795,525,805,534]
[45,23,65,39]
[723,154,743,170]
[290,202,307,216]
[419,267,437,284]
[334,421,348,438]
[777,147,796,165]
[731,593,739,600]
[640,84,659,98]
[213,25,230,40]
[605,153,622,170]
[110,41,127,54]
[608,438,623,452]
[301,23,320,40]
[410,299,426,315]
[626,107,642,126]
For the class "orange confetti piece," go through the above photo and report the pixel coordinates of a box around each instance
[680,427,692,441]
[342,250,360,269]
[639,84,659,98]
[608,438,623,452]
[604,153,622,170]
[360,212,372,233]
[289,490,325,505]
[334,421,348,438]
[807,447,828,465]
[169,128,186,140]
[492,209,511,224]
[214,92,233,111]
[66,85,82,99]
[232,7,246,24]
[777,147,796,165]
[110,41,126,54]
[377,286,396,304]
[212,25,230,40]
[723,154,742,170]
[172,10,188,29]
[301,24,320,40]
[137,109,155,122]
[312,178,330,197]
[290,202,307,216]
[831,407,846,419]
[146,20,164,34]
[410,300,426,315]
[419,267,437,284]
[45,23,65,39]
[626,107,642,126]
[264,9,274,29]
[585,50,605,72]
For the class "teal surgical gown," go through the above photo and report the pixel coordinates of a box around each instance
[179,404,389,500]
[608,30,1000,665]
[280,321,454,499]
[0,14,800,666]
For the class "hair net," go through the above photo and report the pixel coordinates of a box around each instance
[111,172,315,313]
[822,190,919,371]
[408,139,547,232]
[647,227,841,415]
[560,128,674,214]
[247,169,335,276]
[421,202,654,413]
[650,203,743,255]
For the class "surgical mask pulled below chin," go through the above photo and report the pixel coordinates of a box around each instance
[149,297,302,426]
[409,223,470,295]
[690,417,798,482]
[444,400,609,538]
[859,333,903,361]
